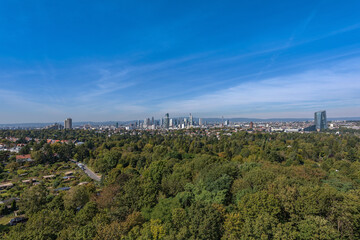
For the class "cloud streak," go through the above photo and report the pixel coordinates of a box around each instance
[158,58,360,118]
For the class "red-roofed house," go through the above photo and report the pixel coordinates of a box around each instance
[16,154,33,163]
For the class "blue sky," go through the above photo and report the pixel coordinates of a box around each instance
[0,0,360,123]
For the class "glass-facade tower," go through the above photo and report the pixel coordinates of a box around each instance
[314,111,327,131]
[164,113,170,129]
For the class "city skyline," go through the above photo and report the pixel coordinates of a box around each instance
[1,1,360,123]
[3,110,360,128]
[2,110,354,133]
[1,109,360,125]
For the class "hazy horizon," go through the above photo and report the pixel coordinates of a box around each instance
[1,115,360,125]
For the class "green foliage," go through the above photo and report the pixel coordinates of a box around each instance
[75,201,98,226]
[4,209,74,240]
[63,185,92,210]
[18,184,49,214]
[298,216,340,239]
[148,197,181,222]
[187,202,223,240]
[2,129,360,239]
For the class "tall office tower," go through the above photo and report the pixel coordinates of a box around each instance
[144,118,148,127]
[169,119,173,127]
[199,118,203,126]
[64,118,72,129]
[189,113,193,127]
[315,110,327,131]
[151,117,154,125]
[164,113,170,129]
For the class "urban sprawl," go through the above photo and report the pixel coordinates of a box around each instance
[1,110,360,134]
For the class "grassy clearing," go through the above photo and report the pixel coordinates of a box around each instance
[0,214,14,225]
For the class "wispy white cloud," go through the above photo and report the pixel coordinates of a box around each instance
[74,67,134,102]
[256,6,318,77]
[158,58,360,118]
[1,41,360,122]
[74,53,209,103]
[0,89,68,123]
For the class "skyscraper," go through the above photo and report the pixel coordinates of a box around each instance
[314,111,327,131]
[169,118,173,127]
[189,113,193,127]
[164,113,170,129]
[64,118,72,129]
[143,118,148,127]
[199,118,203,126]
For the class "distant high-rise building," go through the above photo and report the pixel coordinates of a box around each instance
[44,123,63,130]
[199,118,203,126]
[116,122,119,128]
[151,116,154,125]
[189,113,193,127]
[143,118,148,127]
[64,118,72,129]
[164,113,170,129]
[315,110,327,131]
[169,118,173,127]
[249,121,254,129]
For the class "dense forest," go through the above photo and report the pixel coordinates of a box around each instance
[1,129,360,239]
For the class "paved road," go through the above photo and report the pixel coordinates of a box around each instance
[70,159,101,182]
